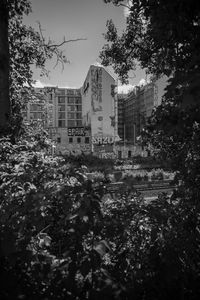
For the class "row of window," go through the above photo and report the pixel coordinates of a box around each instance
[57,137,90,144]
[58,112,82,119]
[58,105,82,112]
[58,120,82,127]
[57,89,81,96]
[58,97,81,104]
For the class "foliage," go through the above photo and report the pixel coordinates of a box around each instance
[63,153,114,172]
[1,137,200,299]
[101,0,200,178]
[101,0,200,188]
[1,1,200,299]
[1,0,85,135]
[101,0,200,82]
[100,1,200,299]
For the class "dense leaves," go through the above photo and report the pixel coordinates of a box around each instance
[100,0,200,299]
[1,0,200,299]
[0,0,75,135]
[101,0,200,81]
[1,138,200,299]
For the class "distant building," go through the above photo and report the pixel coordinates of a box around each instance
[81,64,117,158]
[23,67,168,158]
[24,64,118,157]
[117,94,125,141]
[122,76,168,143]
[23,87,54,128]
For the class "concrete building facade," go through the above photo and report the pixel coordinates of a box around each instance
[81,64,117,158]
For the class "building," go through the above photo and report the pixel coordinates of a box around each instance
[117,94,125,141]
[123,76,168,143]
[81,63,117,158]
[24,64,118,157]
[23,87,54,128]
[23,66,168,158]
[115,76,168,159]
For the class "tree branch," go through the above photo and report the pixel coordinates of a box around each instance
[48,38,87,49]
[36,22,87,72]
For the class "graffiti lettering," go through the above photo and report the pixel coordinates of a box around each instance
[68,127,86,136]
[92,136,114,145]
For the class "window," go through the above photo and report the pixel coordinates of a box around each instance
[67,90,74,96]
[58,105,65,111]
[85,137,89,144]
[75,98,81,104]
[68,120,75,127]
[77,137,81,143]
[128,150,132,158]
[68,112,75,119]
[58,89,65,95]
[58,112,65,119]
[57,137,61,143]
[67,105,74,112]
[58,120,65,127]
[76,113,82,119]
[69,137,73,143]
[58,97,65,103]
[76,120,82,127]
[68,97,74,104]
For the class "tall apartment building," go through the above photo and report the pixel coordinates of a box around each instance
[122,76,168,144]
[117,94,125,141]
[81,63,117,158]
[23,87,54,128]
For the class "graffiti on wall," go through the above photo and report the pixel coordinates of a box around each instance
[57,143,91,156]
[92,136,114,145]
[68,127,89,136]
[91,67,102,112]
[100,152,116,159]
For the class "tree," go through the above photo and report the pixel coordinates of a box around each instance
[0,0,9,132]
[101,0,200,181]
[0,0,86,136]
[101,0,200,82]
[101,2,200,298]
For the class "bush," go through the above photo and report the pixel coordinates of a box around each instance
[1,137,200,299]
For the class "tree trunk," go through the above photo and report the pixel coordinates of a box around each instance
[0,0,10,133]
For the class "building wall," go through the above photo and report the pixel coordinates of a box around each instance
[153,75,168,105]
[23,87,54,128]
[117,94,125,140]
[122,77,168,144]
[124,90,137,142]
[81,64,116,156]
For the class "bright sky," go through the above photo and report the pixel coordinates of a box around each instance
[23,0,146,91]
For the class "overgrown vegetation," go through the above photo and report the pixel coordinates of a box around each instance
[0,0,200,299]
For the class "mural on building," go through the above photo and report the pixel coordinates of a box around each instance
[91,67,102,113]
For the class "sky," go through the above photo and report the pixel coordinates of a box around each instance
[23,0,147,92]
